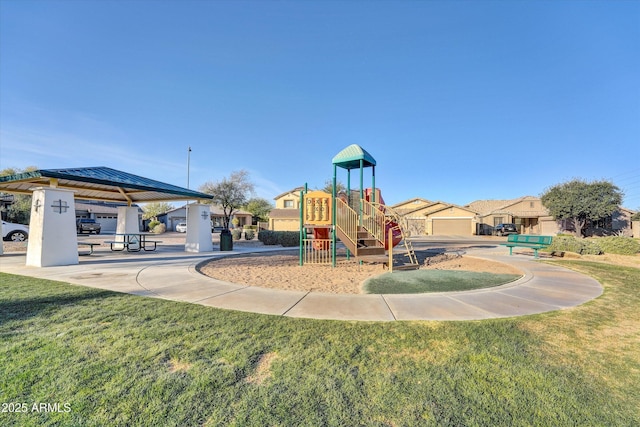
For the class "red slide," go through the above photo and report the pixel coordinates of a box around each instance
[312,226,331,250]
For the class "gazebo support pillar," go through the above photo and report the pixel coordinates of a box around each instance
[26,187,78,267]
[115,206,141,250]
[116,206,140,234]
[185,204,213,252]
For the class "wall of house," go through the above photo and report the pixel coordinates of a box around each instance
[481,214,513,227]
[270,218,300,231]
[275,192,301,209]
[540,217,560,235]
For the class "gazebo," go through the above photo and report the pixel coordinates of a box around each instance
[0,167,213,266]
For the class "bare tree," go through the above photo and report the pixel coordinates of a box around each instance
[199,170,255,230]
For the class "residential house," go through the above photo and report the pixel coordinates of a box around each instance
[466,196,557,235]
[391,198,478,236]
[581,206,637,237]
[269,189,639,237]
[268,187,304,231]
[158,204,253,232]
[75,200,143,233]
[467,196,638,237]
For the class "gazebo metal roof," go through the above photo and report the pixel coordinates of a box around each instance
[0,167,213,204]
[332,144,377,170]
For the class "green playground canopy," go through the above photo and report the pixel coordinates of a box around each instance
[0,167,213,204]
[332,144,377,170]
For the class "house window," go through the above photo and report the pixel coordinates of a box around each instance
[284,200,294,208]
[530,201,535,208]
[494,217,504,226]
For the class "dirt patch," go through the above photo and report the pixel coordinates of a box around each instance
[578,253,640,269]
[245,352,278,385]
[198,250,522,295]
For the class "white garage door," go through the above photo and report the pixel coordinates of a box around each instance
[432,219,471,236]
[96,215,117,233]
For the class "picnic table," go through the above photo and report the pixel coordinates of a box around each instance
[104,233,162,252]
[77,241,101,256]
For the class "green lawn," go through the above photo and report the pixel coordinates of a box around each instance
[363,270,521,294]
[1,261,638,426]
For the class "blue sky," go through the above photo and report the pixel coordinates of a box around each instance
[1,0,639,209]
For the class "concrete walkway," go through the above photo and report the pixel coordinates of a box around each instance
[0,243,603,321]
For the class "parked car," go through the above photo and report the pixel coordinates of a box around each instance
[493,223,518,236]
[76,218,101,234]
[2,220,29,242]
[176,223,187,233]
[212,226,224,233]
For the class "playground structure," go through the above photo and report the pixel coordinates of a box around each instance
[299,144,418,269]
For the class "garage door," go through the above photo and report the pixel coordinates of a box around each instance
[432,219,471,236]
[540,219,559,235]
[96,215,117,233]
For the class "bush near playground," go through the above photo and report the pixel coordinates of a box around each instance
[258,230,300,247]
[547,235,640,256]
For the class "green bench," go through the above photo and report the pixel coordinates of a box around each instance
[500,235,553,258]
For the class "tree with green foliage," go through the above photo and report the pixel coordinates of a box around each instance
[1,166,38,224]
[141,202,174,220]
[199,170,255,230]
[244,197,273,223]
[540,179,623,238]
[632,210,640,221]
[321,179,346,195]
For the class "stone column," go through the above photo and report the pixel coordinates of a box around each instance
[26,187,78,267]
[185,204,213,252]
[115,206,141,250]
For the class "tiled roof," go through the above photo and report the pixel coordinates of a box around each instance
[466,199,518,215]
[273,187,305,200]
[268,208,300,219]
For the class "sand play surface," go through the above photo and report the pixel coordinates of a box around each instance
[198,250,523,295]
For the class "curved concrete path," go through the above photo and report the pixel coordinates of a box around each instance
[0,244,603,321]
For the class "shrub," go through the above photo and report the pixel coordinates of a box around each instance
[244,230,255,240]
[258,230,279,245]
[231,229,242,240]
[151,223,166,234]
[547,235,603,255]
[581,239,604,255]
[597,236,640,255]
[148,220,160,231]
[547,236,583,254]
[257,230,299,246]
[278,231,300,247]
